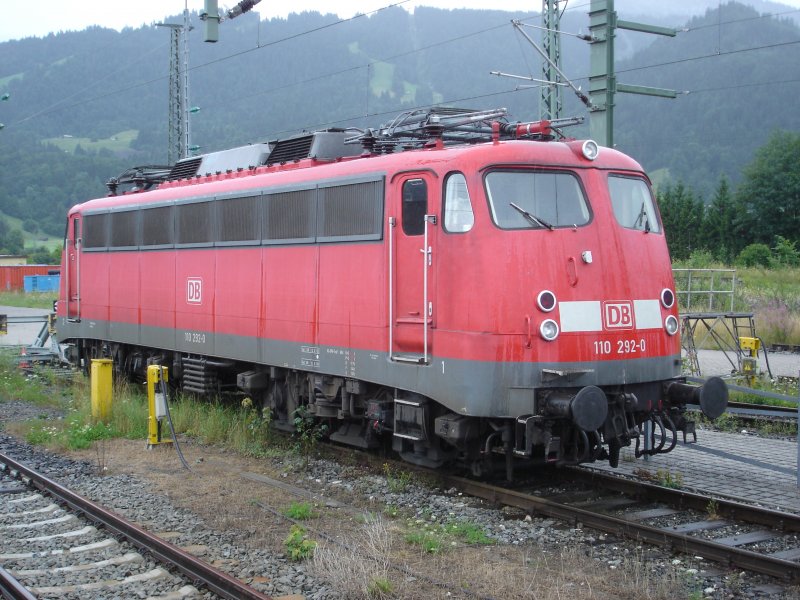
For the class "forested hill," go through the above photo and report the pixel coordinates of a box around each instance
[0,1,798,239]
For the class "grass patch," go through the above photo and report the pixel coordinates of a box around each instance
[283,501,319,520]
[6,357,285,458]
[383,462,413,493]
[403,516,493,554]
[0,350,62,406]
[404,529,443,553]
[43,129,138,154]
[448,520,494,545]
[699,411,796,437]
[369,62,394,96]
[0,290,57,309]
[634,467,684,489]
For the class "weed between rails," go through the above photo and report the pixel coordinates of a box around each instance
[283,501,319,520]
[404,516,494,554]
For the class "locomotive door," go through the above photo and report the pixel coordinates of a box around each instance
[66,214,81,320]
[390,174,437,363]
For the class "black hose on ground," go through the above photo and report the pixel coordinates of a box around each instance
[158,367,192,472]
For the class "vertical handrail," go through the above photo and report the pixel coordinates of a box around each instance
[65,237,71,320]
[76,226,81,318]
[422,214,436,364]
[423,216,430,364]
[388,217,395,360]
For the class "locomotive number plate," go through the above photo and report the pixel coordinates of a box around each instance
[184,331,206,344]
[593,339,646,355]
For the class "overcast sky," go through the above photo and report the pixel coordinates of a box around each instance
[0,0,533,43]
[3,0,800,43]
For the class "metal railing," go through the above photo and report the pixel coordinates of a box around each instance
[672,268,736,313]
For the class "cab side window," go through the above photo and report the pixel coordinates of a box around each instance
[402,178,427,236]
[443,172,474,233]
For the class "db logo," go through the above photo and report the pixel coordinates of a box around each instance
[603,301,634,329]
[187,278,202,304]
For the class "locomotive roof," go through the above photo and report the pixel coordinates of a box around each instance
[71,136,645,215]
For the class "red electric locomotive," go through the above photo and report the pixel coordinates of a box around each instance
[56,108,727,478]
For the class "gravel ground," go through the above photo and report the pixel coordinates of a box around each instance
[2,397,800,599]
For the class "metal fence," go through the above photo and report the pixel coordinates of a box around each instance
[672,268,736,313]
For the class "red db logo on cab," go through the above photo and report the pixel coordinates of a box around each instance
[603,301,633,329]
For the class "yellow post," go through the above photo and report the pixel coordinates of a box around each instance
[739,336,761,385]
[90,358,113,421]
[147,365,172,447]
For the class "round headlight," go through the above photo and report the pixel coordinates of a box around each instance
[540,319,559,341]
[661,288,675,309]
[537,290,557,312]
[581,140,599,161]
[665,315,679,336]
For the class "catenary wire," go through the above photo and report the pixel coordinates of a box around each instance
[3,3,799,135]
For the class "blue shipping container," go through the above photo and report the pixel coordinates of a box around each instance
[23,275,60,293]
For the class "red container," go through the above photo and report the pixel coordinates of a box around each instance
[0,265,60,292]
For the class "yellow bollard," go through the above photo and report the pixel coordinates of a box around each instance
[739,336,761,385]
[90,358,113,421]
[147,365,172,447]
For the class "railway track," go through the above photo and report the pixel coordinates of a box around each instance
[442,467,800,581]
[0,452,272,600]
[323,442,800,583]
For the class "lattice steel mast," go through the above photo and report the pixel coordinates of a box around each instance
[540,0,563,120]
[157,3,192,164]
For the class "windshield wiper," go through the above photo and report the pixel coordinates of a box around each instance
[634,202,651,233]
[509,202,553,230]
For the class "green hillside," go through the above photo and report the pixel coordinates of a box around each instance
[43,130,138,154]
[0,2,797,242]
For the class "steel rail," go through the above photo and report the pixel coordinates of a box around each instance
[563,468,800,531]
[0,452,272,600]
[0,565,37,600]
[435,473,800,581]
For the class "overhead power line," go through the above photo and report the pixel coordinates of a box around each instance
[3,1,799,139]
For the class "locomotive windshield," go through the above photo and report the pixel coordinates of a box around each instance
[608,175,661,233]
[485,170,590,229]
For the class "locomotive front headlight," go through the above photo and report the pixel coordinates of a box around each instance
[661,288,675,309]
[540,319,559,341]
[664,315,679,336]
[537,290,557,312]
[581,140,599,161]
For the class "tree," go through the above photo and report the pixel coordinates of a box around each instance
[736,243,772,268]
[735,130,800,248]
[1,229,25,255]
[771,235,800,267]
[702,177,736,263]
[657,182,705,261]
[28,246,55,264]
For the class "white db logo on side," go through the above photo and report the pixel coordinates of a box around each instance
[187,278,202,304]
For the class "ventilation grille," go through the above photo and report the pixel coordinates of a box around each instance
[168,157,202,180]
[267,135,315,165]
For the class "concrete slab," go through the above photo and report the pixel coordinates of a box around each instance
[0,305,51,347]
[584,429,800,514]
